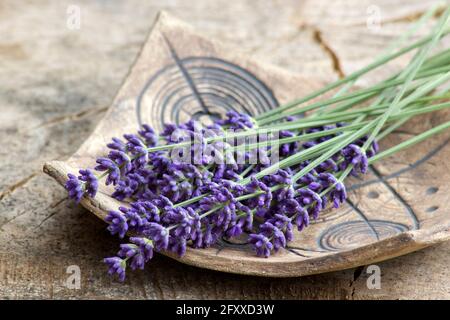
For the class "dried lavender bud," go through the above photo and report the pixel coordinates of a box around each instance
[111,177,139,200]
[340,144,368,174]
[294,206,310,231]
[95,157,121,186]
[245,176,272,209]
[108,150,133,173]
[78,169,99,198]
[107,137,126,152]
[318,173,347,208]
[271,214,294,242]
[248,234,273,258]
[65,169,99,202]
[144,222,169,251]
[138,124,158,147]
[116,237,154,271]
[65,173,83,203]
[105,210,128,238]
[259,222,286,251]
[215,110,254,130]
[123,134,148,168]
[296,188,323,219]
[103,257,126,282]
[168,236,187,256]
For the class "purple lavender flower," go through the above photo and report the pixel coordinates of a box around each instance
[124,134,148,168]
[168,236,187,256]
[202,224,220,248]
[260,222,286,251]
[225,220,243,238]
[105,210,128,238]
[294,206,309,231]
[78,169,98,198]
[104,257,126,282]
[168,207,200,238]
[116,237,154,270]
[107,137,126,152]
[65,173,83,203]
[215,110,254,130]
[237,202,253,231]
[138,124,158,147]
[199,182,240,231]
[248,234,273,257]
[318,173,347,208]
[296,188,323,219]
[131,200,160,222]
[108,150,133,173]
[245,177,272,209]
[65,169,98,202]
[340,144,368,174]
[111,177,139,200]
[65,111,382,282]
[330,182,347,208]
[271,214,293,242]
[316,159,338,173]
[145,222,169,251]
[118,206,146,231]
[130,237,154,261]
[95,157,121,185]
[190,229,204,248]
[279,130,299,156]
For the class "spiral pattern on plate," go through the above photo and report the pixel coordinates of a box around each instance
[318,220,409,251]
[136,57,278,131]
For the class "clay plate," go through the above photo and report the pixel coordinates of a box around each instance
[44,12,450,277]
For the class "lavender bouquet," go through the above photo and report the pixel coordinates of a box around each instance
[64,6,450,281]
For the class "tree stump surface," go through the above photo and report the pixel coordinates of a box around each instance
[1,0,449,299]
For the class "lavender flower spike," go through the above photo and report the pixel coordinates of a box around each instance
[78,169,98,198]
[104,257,127,282]
[249,234,273,258]
[65,173,83,203]
[145,222,169,251]
[105,210,129,238]
[65,169,98,202]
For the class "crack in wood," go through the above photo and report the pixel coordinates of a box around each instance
[348,265,365,300]
[312,28,345,79]
[0,172,39,201]
[27,106,108,131]
[347,6,444,27]
[0,209,28,230]
[381,7,444,25]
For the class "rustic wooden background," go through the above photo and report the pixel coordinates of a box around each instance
[1,0,449,299]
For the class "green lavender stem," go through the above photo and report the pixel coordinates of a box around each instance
[255,22,450,122]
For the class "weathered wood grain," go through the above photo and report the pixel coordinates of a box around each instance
[1,0,449,299]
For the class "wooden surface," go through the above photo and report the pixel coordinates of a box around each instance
[1,0,450,299]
